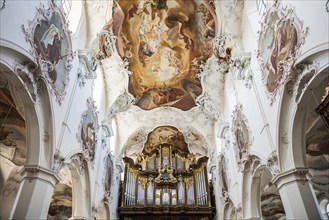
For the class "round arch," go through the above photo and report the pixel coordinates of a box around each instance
[0,43,55,168]
[66,153,92,218]
[278,50,329,171]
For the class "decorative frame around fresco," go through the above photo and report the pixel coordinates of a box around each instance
[22,1,75,104]
[257,1,308,104]
[77,98,99,165]
[231,103,253,166]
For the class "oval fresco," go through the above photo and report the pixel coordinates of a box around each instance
[259,11,298,93]
[22,2,75,104]
[113,0,217,110]
[257,2,308,102]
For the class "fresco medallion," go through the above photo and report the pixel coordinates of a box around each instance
[257,2,308,103]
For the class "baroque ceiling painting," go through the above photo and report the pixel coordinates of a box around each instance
[22,2,75,104]
[257,2,308,102]
[143,126,189,155]
[0,80,26,166]
[112,0,217,110]
[77,98,99,163]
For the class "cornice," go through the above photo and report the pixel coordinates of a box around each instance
[272,167,310,190]
[20,165,60,187]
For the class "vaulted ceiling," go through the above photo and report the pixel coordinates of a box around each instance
[77,0,245,158]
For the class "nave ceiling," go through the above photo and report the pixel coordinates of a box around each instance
[81,0,247,157]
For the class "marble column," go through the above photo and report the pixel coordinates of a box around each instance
[273,168,322,220]
[10,165,59,219]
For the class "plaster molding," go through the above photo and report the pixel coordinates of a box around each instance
[78,49,97,88]
[272,168,310,190]
[21,1,75,104]
[212,34,252,84]
[221,191,230,205]
[285,62,319,104]
[76,98,99,166]
[266,154,280,178]
[91,30,118,71]
[108,90,136,118]
[231,103,253,170]
[70,153,87,176]
[13,62,40,104]
[257,1,309,104]
[239,155,261,174]
[52,149,65,173]
[217,122,229,139]
[195,92,220,121]
[101,121,114,138]
[20,165,60,187]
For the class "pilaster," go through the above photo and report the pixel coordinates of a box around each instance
[10,165,59,220]
[273,168,322,220]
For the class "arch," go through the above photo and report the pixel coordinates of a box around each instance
[47,164,73,219]
[96,201,110,220]
[247,165,286,220]
[0,43,57,219]
[66,153,92,219]
[241,156,263,219]
[250,165,269,219]
[223,201,236,220]
[119,124,209,161]
[278,49,329,171]
[319,199,329,220]
[0,43,55,169]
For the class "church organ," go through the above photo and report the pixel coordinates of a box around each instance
[119,144,214,220]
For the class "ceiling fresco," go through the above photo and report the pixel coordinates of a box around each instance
[143,126,189,155]
[113,0,217,110]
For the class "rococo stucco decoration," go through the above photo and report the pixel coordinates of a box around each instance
[0,0,5,11]
[231,103,252,169]
[107,0,217,111]
[257,1,308,103]
[22,1,75,104]
[77,98,99,163]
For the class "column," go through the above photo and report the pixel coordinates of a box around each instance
[10,165,59,220]
[273,168,322,220]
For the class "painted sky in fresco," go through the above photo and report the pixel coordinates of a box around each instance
[113,0,217,110]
